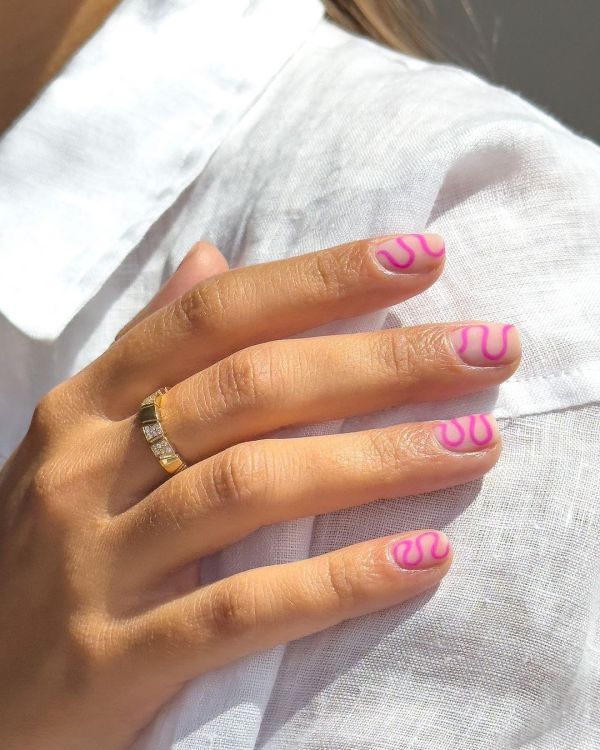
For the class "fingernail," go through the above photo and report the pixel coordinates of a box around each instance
[388,530,451,570]
[372,233,445,274]
[450,323,520,366]
[176,243,202,270]
[435,413,499,452]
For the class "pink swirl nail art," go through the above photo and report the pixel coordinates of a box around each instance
[451,323,517,366]
[390,531,451,570]
[374,233,445,273]
[435,413,497,452]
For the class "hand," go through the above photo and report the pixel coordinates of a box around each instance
[0,233,520,749]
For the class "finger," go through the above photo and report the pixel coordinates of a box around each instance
[158,321,519,465]
[114,414,498,586]
[115,242,229,340]
[87,232,446,417]
[127,529,453,684]
[111,321,519,495]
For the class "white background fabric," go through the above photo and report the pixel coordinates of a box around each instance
[0,1,598,748]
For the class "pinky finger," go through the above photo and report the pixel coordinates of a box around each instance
[131,530,453,685]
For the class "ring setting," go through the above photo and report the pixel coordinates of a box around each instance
[139,387,187,475]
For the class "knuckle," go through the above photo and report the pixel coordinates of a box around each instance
[65,614,120,683]
[366,425,433,472]
[29,613,123,705]
[381,330,423,383]
[29,459,70,513]
[28,388,65,440]
[366,425,438,475]
[28,380,91,441]
[366,428,409,473]
[27,432,105,521]
[397,424,433,457]
[205,583,258,640]
[377,326,455,385]
[390,326,456,378]
[214,346,275,410]
[309,248,360,301]
[321,553,368,611]
[29,463,55,500]
[29,395,54,436]
[177,278,228,336]
[174,470,213,522]
[27,423,106,515]
[207,443,265,511]
[68,613,110,661]
[28,468,83,534]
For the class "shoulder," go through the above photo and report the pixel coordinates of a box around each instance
[275,19,600,178]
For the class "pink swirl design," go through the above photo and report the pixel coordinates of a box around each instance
[437,414,494,449]
[458,324,513,361]
[375,233,445,269]
[392,531,450,569]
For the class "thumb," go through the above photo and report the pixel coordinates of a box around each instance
[114,242,229,340]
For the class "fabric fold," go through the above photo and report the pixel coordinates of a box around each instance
[0,0,324,341]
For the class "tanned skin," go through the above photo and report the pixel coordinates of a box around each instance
[0,0,121,132]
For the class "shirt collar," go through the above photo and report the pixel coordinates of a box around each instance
[0,0,324,340]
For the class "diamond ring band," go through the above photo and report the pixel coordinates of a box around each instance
[139,387,187,476]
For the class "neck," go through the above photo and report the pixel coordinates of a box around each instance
[0,0,121,133]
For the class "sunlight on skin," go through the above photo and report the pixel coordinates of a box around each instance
[0,0,122,132]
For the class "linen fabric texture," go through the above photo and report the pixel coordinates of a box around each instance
[0,1,598,748]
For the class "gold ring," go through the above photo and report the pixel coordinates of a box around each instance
[139,387,187,475]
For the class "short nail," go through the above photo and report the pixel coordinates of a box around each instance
[450,323,519,366]
[388,530,451,570]
[176,243,202,270]
[372,233,445,274]
[435,413,499,452]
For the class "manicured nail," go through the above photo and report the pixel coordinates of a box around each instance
[450,323,519,366]
[372,233,445,274]
[388,530,451,570]
[435,413,499,452]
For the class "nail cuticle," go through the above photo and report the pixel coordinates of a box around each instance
[434,413,499,453]
[449,323,519,368]
[372,233,445,275]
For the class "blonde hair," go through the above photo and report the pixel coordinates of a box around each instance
[323,0,442,59]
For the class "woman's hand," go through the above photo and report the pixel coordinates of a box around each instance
[0,234,520,749]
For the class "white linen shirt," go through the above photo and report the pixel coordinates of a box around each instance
[1,1,599,749]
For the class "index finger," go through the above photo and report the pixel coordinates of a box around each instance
[86,232,445,417]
